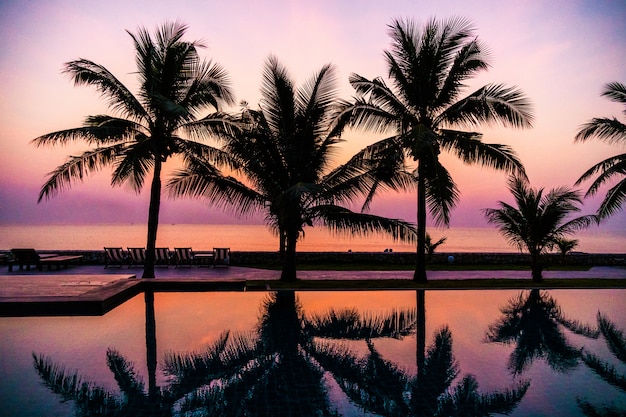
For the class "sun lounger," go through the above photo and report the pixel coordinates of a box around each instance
[155,247,172,267]
[8,248,82,271]
[174,247,195,268]
[127,247,146,267]
[213,247,230,268]
[104,247,129,268]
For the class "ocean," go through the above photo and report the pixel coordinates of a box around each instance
[0,223,624,253]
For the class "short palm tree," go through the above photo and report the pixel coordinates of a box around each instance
[483,176,598,282]
[425,233,447,262]
[553,237,578,263]
[32,22,236,278]
[340,17,533,282]
[168,56,416,281]
[575,81,626,219]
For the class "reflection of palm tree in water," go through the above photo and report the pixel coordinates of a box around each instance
[164,290,419,416]
[33,290,418,416]
[485,289,599,375]
[578,313,626,417]
[33,290,168,416]
[314,290,529,416]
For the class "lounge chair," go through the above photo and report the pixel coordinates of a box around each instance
[127,247,146,267]
[213,247,230,268]
[9,248,82,271]
[104,247,128,268]
[174,247,195,268]
[155,247,172,267]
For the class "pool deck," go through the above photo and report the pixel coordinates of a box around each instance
[1,264,625,316]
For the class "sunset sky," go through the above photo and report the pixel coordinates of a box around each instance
[1,0,625,229]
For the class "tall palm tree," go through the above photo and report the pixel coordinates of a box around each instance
[483,176,598,282]
[32,22,236,278]
[168,56,416,281]
[340,17,533,282]
[575,81,626,219]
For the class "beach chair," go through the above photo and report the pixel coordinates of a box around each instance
[213,247,230,268]
[104,247,128,268]
[9,248,82,271]
[174,247,195,268]
[155,247,172,267]
[127,247,146,267]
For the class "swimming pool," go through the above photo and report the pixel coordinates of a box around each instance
[1,288,625,416]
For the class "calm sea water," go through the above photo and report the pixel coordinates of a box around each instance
[0,223,625,253]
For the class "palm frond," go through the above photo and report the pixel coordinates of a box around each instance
[63,59,146,120]
[441,83,534,129]
[439,129,527,177]
[575,117,626,144]
[38,144,127,202]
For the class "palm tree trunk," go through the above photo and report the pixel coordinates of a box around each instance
[531,251,543,283]
[281,228,298,282]
[143,160,161,279]
[414,166,427,282]
[416,289,426,376]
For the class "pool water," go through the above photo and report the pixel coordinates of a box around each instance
[1,289,625,416]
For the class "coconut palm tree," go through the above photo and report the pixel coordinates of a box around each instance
[32,22,236,278]
[575,81,626,219]
[168,56,416,281]
[553,237,579,264]
[483,176,598,282]
[339,17,533,282]
[425,233,447,262]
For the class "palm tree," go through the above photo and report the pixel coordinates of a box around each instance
[553,237,579,264]
[168,56,416,281]
[425,233,447,262]
[483,176,598,282]
[575,81,626,219]
[340,17,533,282]
[32,22,236,278]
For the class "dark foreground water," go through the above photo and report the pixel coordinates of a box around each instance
[1,289,625,416]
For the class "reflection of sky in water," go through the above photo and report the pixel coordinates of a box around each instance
[1,289,625,416]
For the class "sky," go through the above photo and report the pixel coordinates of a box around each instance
[0,0,625,230]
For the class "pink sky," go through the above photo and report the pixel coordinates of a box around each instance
[1,0,625,230]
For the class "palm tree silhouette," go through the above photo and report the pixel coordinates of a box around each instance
[485,289,599,375]
[168,56,416,281]
[484,176,598,282]
[575,81,626,219]
[32,21,236,277]
[339,17,533,282]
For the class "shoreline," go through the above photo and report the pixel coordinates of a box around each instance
[2,249,625,268]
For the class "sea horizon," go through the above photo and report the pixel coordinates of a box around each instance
[1,223,624,254]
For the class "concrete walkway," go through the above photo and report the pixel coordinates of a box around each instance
[1,264,624,316]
